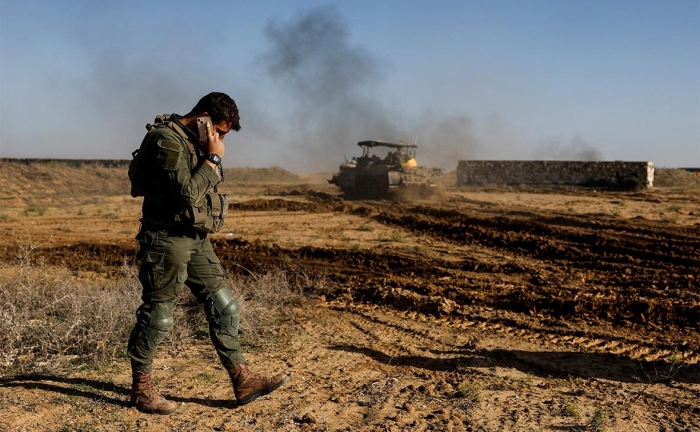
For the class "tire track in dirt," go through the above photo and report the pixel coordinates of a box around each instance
[322,303,700,431]
[367,204,699,268]
[348,202,700,330]
[444,310,700,365]
[333,297,700,367]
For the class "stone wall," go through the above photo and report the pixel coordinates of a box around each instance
[456,160,654,187]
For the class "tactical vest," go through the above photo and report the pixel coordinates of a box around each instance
[128,117,228,233]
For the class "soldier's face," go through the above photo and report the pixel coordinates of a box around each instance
[212,120,233,140]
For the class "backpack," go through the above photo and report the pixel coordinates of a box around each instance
[128,123,159,198]
[128,149,146,198]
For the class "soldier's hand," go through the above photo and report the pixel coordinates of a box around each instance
[204,122,225,159]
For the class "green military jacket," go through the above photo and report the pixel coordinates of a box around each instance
[137,114,222,227]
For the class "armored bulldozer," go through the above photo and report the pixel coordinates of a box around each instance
[328,140,445,200]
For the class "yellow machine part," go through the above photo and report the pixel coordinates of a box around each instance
[402,158,418,168]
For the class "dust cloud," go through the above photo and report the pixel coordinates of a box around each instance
[426,116,481,167]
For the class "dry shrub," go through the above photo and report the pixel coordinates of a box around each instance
[0,260,315,374]
[138,266,313,353]
[160,266,314,351]
[228,267,308,346]
[0,263,141,374]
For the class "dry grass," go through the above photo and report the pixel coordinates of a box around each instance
[173,265,312,350]
[229,267,308,342]
[0,257,313,375]
[0,263,141,374]
[0,161,131,199]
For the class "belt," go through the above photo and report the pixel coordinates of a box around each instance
[140,220,206,239]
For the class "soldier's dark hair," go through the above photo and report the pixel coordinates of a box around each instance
[188,92,241,132]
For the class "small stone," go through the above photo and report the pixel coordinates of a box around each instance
[301,413,316,424]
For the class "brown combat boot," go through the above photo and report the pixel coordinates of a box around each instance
[228,363,288,405]
[130,371,178,415]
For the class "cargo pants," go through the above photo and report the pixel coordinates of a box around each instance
[127,226,245,373]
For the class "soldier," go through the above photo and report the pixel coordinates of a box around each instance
[127,92,288,414]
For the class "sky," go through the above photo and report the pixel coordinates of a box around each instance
[1,0,698,172]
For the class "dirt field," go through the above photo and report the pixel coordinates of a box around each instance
[0,161,699,431]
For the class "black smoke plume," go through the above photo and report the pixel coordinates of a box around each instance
[262,6,401,169]
[534,134,603,161]
[262,6,480,171]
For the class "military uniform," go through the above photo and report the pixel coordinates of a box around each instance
[127,114,244,373]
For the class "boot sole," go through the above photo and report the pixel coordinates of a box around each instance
[238,375,289,405]
[131,401,179,415]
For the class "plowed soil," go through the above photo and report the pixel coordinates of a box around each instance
[0,163,699,431]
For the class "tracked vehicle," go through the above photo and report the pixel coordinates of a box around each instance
[328,140,445,200]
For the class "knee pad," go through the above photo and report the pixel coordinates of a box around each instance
[211,287,240,330]
[127,303,175,358]
[149,302,175,332]
[132,302,174,349]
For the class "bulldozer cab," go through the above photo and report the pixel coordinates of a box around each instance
[358,140,416,157]
[357,140,417,168]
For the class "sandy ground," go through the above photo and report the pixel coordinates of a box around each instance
[0,163,699,431]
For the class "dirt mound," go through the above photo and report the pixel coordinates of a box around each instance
[230,191,347,213]
[0,161,306,202]
[0,160,130,199]
[222,166,300,183]
[230,198,339,213]
[654,168,700,187]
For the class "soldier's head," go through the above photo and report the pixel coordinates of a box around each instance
[187,92,241,135]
